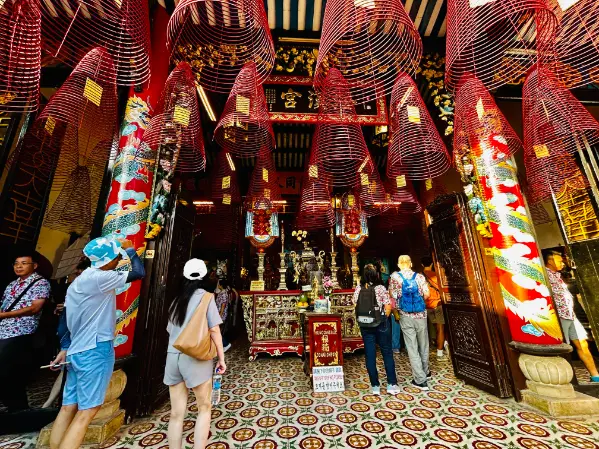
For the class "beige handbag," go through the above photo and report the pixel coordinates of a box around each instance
[173,292,218,360]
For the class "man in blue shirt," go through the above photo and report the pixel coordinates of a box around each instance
[49,237,144,449]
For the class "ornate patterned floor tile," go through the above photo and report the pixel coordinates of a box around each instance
[4,344,599,449]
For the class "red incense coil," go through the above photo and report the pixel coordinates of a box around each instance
[214,62,274,157]
[524,143,587,204]
[40,48,118,234]
[167,0,275,94]
[453,75,521,164]
[445,0,557,92]
[40,0,151,86]
[388,72,451,181]
[298,168,334,230]
[244,146,281,210]
[142,62,205,173]
[383,177,422,215]
[552,0,599,88]
[355,168,388,218]
[315,0,422,105]
[211,150,241,205]
[523,66,599,157]
[0,0,41,112]
[311,69,375,188]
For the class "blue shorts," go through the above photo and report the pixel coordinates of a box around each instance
[63,341,115,410]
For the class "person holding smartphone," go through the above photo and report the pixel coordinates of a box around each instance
[49,237,144,449]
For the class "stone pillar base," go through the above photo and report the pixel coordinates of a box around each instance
[37,409,125,448]
[522,389,599,418]
[36,370,127,448]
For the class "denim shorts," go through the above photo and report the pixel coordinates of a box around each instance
[63,341,115,410]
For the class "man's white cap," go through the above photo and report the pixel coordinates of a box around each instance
[184,258,207,280]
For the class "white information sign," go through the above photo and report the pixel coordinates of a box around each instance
[312,366,345,393]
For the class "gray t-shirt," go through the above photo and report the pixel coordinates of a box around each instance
[166,289,223,354]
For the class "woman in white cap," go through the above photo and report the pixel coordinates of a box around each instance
[164,258,226,449]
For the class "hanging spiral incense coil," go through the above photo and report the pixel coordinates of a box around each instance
[0,0,41,112]
[551,0,599,88]
[310,68,375,188]
[41,0,151,86]
[298,166,335,230]
[453,75,522,164]
[388,72,450,181]
[244,146,282,211]
[40,48,118,234]
[214,62,274,157]
[523,65,597,203]
[167,0,275,94]
[142,62,205,173]
[315,0,422,105]
[211,150,241,206]
[355,168,388,218]
[445,0,557,92]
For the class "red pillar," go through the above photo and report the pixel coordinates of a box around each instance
[101,6,170,358]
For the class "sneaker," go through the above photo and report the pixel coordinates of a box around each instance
[591,376,599,383]
[426,371,432,379]
[223,343,232,353]
[411,380,430,391]
[371,386,381,395]
[437,349,445,358]
[387,384,401,395]
[392,349,401,354]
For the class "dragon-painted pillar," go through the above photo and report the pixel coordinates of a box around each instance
[101,5,171,358]
[473,134,564,348]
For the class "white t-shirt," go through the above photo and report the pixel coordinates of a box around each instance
[65,268,127,355]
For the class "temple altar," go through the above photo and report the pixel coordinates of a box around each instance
[241,290,363,361]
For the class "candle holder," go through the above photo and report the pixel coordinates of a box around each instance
[330,252,339,290]
[350,249,360,288]
[278,252,288,290]
[257,250,266,282]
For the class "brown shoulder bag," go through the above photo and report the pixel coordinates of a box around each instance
[173,292,218,360]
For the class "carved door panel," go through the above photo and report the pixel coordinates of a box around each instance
[134,193,196,415]
[428,193,512,398]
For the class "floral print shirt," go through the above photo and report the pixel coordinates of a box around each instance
[352,285,390,310]
[0,273,51,340]
[546,269,575,321]
[389,270,429,319]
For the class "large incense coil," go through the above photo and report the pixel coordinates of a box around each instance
[524,144,587,205]
[523,66,599,156]
[40,0,151,86]
[315,0,422,105]
[446,0,557,92]
[454,75,522,164]
[142,62,205,173]
[311,69,375,188]
[298,166,335,231]
[244,146,281,210]
[167,0,275,94]
[40,48,118,234]
[388,72,451,181]
[551,0,599,88]
[214,62,274,157]
[383,177,422,215]
[211,150,241,205]
[355,168,388,218]
[0,0,41,112]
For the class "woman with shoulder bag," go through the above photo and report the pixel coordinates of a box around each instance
[164,259,226,449]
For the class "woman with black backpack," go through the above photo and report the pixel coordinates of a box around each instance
[353,264,399,395]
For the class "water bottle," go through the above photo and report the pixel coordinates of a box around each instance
[211,370,222,406]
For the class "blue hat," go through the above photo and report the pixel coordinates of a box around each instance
[83,237,123,268]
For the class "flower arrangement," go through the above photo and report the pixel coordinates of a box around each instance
[292,229,308,242]
[323,276,334,296]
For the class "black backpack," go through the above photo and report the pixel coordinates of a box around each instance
[355,285,382,328]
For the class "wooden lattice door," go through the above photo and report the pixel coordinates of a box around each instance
[427,193,512,398]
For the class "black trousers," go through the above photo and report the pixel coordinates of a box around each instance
[0,334,34,412]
